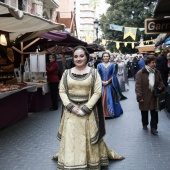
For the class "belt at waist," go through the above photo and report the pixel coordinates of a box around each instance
[69,99,88,105]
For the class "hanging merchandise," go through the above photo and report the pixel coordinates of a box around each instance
[164,37,170,45]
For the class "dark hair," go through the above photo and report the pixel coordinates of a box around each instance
[145,55,156,65]
[101,52,110,60]
[49,54,56,60]
[73,46,90,63]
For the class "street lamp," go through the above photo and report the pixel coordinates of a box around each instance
[93,19,100,41]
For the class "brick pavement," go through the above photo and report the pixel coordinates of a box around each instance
[0,80,170,170]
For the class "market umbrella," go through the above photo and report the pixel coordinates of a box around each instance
[86,43,105,53]
[40,31,87,47]
[41,45,73,54]
[14,31,87,52]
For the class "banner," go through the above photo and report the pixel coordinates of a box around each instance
[116,42,120,49]
[102,39,107,45]
[86,36,91,43]
[123,27,137,40]
[138,28,145,31]
[109,24,123,32]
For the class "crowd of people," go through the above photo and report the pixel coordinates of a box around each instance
[47,45,170,169]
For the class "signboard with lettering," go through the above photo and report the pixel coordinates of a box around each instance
[145,18,170,34]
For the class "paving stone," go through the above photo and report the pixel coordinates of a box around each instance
[0,81,170,170]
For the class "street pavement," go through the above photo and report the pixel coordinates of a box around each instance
[0,80,170,170]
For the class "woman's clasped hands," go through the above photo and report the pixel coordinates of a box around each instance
[72,107,85,116]
[102,81,109,86]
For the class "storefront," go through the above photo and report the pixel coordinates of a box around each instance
[153,0,170,112]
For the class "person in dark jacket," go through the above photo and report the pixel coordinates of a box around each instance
[132,56,139,80]
[135,55,165,135]
[46,55,60,111]
[94,56,101,68]
[138,55,145,71]
[156,51,169,86]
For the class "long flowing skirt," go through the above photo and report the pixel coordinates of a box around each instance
[55,111,124,170]
[102,84,123,118]
[117,75,126,92]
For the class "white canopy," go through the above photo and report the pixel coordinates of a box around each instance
[0,2,65,41]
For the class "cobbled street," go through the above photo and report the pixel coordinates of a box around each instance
[1,80,170,170]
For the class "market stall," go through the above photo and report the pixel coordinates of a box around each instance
[0,84,37,129]
[0,2,65,128]
[153,0,170,112]
[10,31,87,112]
[26,82,51,112]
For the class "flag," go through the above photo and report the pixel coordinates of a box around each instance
[123,27,137,40]
[102,39,107,45]
[116,41,120,49]
[124,42,128,47]
[138,28,145,31]
[109,24,123,32]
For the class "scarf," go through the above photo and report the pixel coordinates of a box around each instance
[145,65,155,91]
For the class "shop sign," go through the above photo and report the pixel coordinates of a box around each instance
[145,18,170,34]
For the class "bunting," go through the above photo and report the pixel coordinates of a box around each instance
[116,42,120,49]
[138,28,145,31]
[109,23,145,40]
[123,27,137,40]
[101,39,155,49]
[86,36,91,43]
[102,39,107,46]
[109,24,123,32]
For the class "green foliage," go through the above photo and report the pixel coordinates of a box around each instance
[100,0,157,53]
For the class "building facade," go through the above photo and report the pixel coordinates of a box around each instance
[56,0,76,35]
[74,0,109,43]
[0,0,59,22]
[74,0,95,43]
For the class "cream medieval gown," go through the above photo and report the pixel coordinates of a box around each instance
[55,68,124,170]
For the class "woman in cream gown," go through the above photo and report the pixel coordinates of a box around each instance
[55,46,124,170]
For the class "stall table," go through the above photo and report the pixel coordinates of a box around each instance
[26,82,52,112]
[0,86,35,130]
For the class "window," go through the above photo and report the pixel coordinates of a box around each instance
[18,0,27,11]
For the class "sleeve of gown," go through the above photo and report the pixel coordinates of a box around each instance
[81,71,102,114]
[59,70,74,112]
[135,71,143,102]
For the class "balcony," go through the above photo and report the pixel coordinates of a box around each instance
[43,0,59,9]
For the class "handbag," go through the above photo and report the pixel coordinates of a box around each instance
[153,87,162,97]
[156,91,166,111]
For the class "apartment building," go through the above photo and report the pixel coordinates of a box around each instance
[74,0,109,43]
[74,0,95,43]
